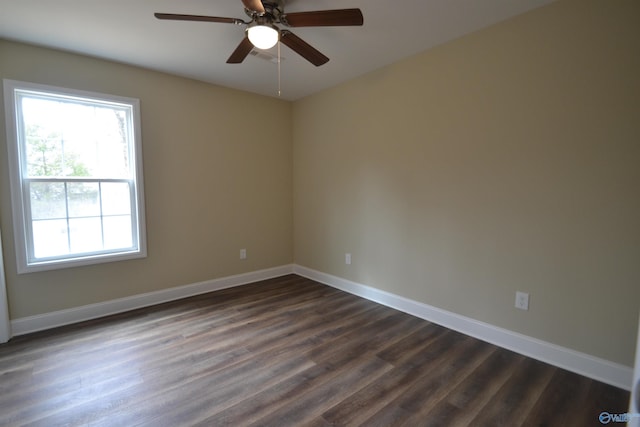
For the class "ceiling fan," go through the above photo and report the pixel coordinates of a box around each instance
[155,0,364,67]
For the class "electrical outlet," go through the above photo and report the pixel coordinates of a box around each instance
[345,253,351,265]
[515,291,529,311]
[240,249,247,260]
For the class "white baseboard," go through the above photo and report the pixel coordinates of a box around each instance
[293,264,633,391]
[9,263,632,390]
[11,264,294,337]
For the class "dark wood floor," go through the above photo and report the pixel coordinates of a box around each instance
[0,275,629,426]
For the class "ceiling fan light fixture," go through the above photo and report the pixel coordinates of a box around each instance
[247,23,279,50]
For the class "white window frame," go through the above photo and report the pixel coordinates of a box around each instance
[3,79,147,273]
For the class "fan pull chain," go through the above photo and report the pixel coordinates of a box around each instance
[277,40,281,97]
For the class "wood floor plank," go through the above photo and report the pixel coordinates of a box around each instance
[373,336,496,426]
[321,331,488,425]
[192,360,346,426]
[470,357,557,426]
[375,321,449,365]
[425,347,524,425]
[590,382,634,426]
[521,368,592,427]
[246,355,393,427]
[0,274,630,426]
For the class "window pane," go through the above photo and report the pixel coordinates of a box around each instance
[68,182,100,218]
[69,217,103,253]
[25,125,64,177]
[103,216,133,250]
[102,182,131,216]
[33,219,69,258]
[21,97,131,179]
[30,182,66,220]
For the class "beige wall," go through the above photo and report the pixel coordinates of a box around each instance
[293,0,640,366]
[0,40,293,318]
[1,0,638,368]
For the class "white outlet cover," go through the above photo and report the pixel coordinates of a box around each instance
[515,291,529,310]
[345,253,351,265]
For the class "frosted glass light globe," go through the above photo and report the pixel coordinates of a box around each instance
[248,24,279,50]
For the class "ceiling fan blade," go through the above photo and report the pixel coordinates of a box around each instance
[241,0,266,14]
[227,37,254,64]
[280,30,329,67]
[282,9,363,27]
[155,13,241,25]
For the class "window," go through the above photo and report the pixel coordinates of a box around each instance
[3,80,146,273]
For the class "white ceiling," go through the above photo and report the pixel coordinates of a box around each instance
[0,0,555,101]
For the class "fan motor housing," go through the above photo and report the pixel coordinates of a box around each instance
[245,1,284,22]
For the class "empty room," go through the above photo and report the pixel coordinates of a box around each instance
[0,0,638,425]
